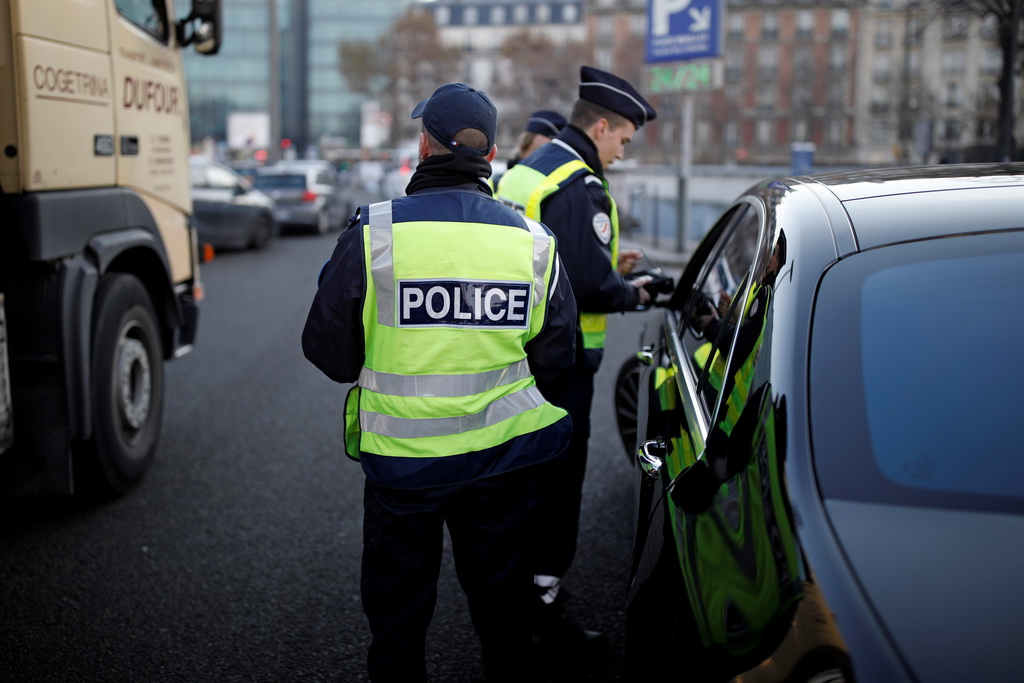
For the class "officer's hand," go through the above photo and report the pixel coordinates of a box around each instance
[618,249,643,274]
[631,275,652,305]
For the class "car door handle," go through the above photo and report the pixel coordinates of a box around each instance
[636,439,666,479]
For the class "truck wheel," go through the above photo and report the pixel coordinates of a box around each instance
[77,273,164,496]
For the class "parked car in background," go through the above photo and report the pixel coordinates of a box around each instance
[253,160,352,234]
[190,157,278,250]
[616,163,1024,682]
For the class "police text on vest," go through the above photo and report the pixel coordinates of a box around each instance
[398,280,531,329]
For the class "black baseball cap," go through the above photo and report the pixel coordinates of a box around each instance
[411,83,497,156]
[578,66,657,128]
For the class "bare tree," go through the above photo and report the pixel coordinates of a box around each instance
[338,8,462,146]
[493,29,591,136]
[938,0,1023,160]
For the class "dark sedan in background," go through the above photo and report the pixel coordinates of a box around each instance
[190,158,278,250]
[617,163,1024,682]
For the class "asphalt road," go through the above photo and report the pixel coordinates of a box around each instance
[0,228,668,682]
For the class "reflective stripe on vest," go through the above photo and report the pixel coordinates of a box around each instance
[355,199,567,459]
[498,155,620,350]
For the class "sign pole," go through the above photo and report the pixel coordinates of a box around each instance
[646,0,723,253]
[677,92,693,252]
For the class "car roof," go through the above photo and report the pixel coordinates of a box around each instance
[806,162,1024,201]
[787,162,1024,253]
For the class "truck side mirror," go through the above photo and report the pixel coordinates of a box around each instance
[177,0,222,55]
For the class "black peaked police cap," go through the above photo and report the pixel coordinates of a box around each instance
[412,83,497,156]
[578,65,657,128]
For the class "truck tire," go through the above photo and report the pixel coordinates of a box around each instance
[77,273,164,496]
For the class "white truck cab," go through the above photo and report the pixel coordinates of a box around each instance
[0,0,221,495]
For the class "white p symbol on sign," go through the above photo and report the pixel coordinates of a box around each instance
[651,0,692,36]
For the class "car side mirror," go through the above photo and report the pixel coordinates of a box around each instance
[233,183,247,197]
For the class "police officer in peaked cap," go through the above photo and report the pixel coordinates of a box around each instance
[302,82,577,682]
[497,66,658,654]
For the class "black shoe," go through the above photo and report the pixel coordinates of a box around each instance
[532,601,608,655]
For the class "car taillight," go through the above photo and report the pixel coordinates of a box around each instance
[302,190,317,202]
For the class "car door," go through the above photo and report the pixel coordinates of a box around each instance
[661,196,815,677]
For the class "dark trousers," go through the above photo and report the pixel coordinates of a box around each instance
[529,356,597,580]
[361,472,534,682]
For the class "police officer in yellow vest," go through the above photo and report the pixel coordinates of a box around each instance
[301,82,577,682]
[497,66,657,647]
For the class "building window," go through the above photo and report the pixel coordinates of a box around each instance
[943,119,961,142]
[830,43,847,71]
[758,45,778,77]
[757,120,772,145]
[535,4,550,23]
[828,81,845,108]
[794,45,812,77]
[464,7,477,25]
[728,13,744,41]
[796,10,813,40]
[870,118,890,144]
[875,18,892,48]
[942,49,965,75]
[724,122,739,146]
[943,15,969,41]
[828,119,845,146]
[793,119,808,142]
[945,82,963,109]
[436,6,450,25]
[562,3,579,23]
[871,87,889,113]
[907,50,921,80]
[831,9,850,38]
[762,12,778,41]
[598,16,613,46]
[793,82,811,109]
[873,53,892,82]
[981,48,1001,75]
[757,82,774,109]
[491,6,505,25]
[514,4,529,24]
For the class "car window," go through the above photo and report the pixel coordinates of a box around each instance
[316,171,336,187]
[679,203,762,417]
[253,174,307,190]
[812,231,1024,513]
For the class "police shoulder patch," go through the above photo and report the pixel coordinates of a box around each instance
[592,212,612,245]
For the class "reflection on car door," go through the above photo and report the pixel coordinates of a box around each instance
[660,199,848,680]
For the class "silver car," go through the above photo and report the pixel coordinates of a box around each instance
[253,160,352,234]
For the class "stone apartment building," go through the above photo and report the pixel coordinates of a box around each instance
[420,0,1020,166]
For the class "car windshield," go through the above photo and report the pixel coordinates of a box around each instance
[811,231,1024,513]
[253,174,306,190]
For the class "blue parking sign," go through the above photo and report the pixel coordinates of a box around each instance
[646,0,723,63]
